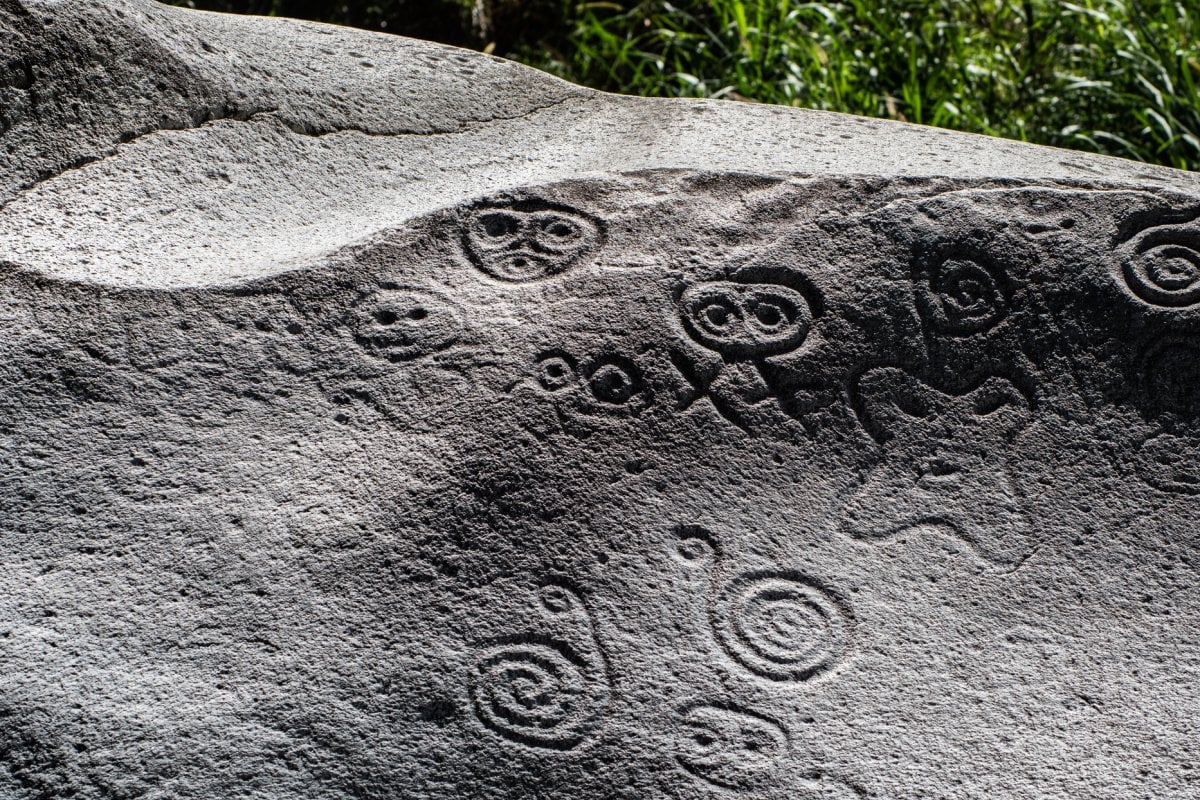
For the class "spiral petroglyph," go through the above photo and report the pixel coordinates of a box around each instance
[468,582,609,751]
[673,527,852,682]
[713,572,851,682]
[916,256,1008,335]
[1119,221,1200,308]
[469,639,596,750]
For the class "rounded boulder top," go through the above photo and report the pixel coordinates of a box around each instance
[0,2,1198,799]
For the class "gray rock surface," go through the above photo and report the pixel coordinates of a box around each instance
[1,1,1199,798]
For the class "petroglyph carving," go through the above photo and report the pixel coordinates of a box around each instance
[350,286,463,362]
[674,702,788,791]
[915,255,1008,335]
[463,200,603,282]
[714,572,851,683]
[468,582,610,751]
[1133,432,1200,495]
[680,281,813,359]
[842,367,1034,564]
[1118,216,1200,308]
[533,350,651,418]
[673,270,819,428]
[673,527,853,683]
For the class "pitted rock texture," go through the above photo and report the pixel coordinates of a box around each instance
[2,3,1200,800]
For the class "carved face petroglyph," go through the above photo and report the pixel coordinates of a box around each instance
[673,273,819,428]
[532,350,651,419]
[674,703,788,791]
[464,201,603,282]
[351,287,463,362]
[680,281,813,360]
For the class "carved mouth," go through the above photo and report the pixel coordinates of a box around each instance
[356,334,445,362]
[494,250,557,280]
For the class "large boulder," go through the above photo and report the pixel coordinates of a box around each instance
[1,1,1198,798]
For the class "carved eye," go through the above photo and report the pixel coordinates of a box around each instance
[1135,433,1200,495]
[375,306,426,326]
[697,299,739,332]
[535,353,576,391]
[680,281,812,358]
[750,302,784,329]
[1122,228,1200,308]
[741,286,811,351]
[478,212,520,239]
[530,213,593,254]
[539,216,580,240]
[588,362,637,405]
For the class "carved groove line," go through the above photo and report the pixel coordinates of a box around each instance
[468,583,610,751]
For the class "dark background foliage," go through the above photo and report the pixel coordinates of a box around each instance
[163,1,1200,171]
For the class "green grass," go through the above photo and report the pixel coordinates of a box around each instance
[516,0,1200,170]
[165,0,1200,171]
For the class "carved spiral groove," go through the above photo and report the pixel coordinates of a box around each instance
[1122,229,1200,308]
[469,640,595,750]
[918,257,1007,335]
[713,573,849,682]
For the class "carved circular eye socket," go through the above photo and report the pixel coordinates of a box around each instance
[530,213,593,253]
[752,303,783,328]
[1135,433,1200,495]
[536,354,576,391]
[589,363,636,405]
[745,297,799,336]
[696,300,739,333]
[542,218,579,239]
[538,585,573,613]
[476,212,521,240]
[676,537,710,561]
[742,287,811,350]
